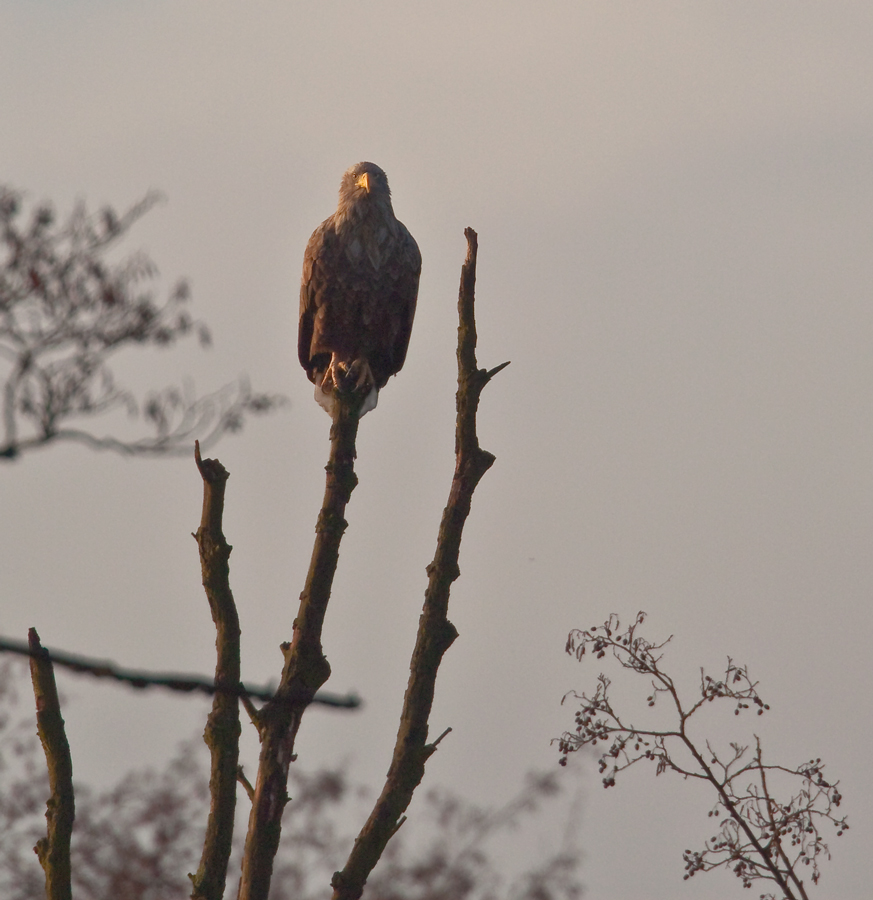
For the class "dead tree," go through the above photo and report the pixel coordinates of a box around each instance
[22,228,508,900]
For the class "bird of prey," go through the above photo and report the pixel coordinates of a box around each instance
[299,161,421,416]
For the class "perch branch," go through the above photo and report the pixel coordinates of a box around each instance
[238,393,362,900]
[331,227,509,900]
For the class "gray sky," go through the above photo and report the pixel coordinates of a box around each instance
[2,2,872,897]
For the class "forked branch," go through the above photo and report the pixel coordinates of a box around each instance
[237,393,362,900]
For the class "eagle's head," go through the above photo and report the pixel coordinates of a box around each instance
[336,162,393,224]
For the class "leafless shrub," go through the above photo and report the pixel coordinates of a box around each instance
[556,613,847,900]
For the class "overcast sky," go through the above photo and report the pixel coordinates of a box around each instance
[2,3,872,898]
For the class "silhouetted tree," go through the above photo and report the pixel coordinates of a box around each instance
[557,613,848,900]
[0,186,281,460]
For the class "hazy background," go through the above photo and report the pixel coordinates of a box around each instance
[2,2,871,897]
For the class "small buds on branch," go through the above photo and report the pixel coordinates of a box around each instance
[557,613,847,900]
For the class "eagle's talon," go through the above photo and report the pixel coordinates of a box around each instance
[322,358,347,394]
[348,359,375,393]
[323,358,375,396]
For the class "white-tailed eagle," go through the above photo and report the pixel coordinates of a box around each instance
[299,162,421,416]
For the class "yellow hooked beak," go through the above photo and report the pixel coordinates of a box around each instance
[356,172,371,192]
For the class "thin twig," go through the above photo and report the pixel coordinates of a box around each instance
[757,739,809,900]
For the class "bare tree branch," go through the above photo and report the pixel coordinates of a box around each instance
[0,638,360,709]
[28,628,74,900]
[238,387,363,900]
[190,441,241,900]
[331,227,510,900]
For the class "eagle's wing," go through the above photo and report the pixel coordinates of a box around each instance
[386,223,421,378]
[298,217,333,382]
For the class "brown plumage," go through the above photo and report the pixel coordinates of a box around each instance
[299,162,421,415]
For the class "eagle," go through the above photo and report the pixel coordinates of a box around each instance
[299,162,421,416]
